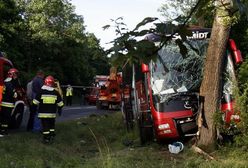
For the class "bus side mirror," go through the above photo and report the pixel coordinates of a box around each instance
[233,50,243,64]
[141,63,149,73]
[229,39,243,64]
[229,39,237,51]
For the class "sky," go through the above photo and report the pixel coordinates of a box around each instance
[70,0,164,49]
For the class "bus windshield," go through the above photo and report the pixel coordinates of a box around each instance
[150,39,209,102]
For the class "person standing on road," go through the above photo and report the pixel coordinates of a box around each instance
[66,84,73,106]
[33,75,64,144]
[0,68,19,137]
[26,70,44,131]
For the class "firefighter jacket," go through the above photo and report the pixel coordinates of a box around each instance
[1,77,17,108]
[33,85,64,118]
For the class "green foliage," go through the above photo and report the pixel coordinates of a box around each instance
[133,17,158,31]
[233,63,248,146]
[231,15,248,56]
[158,0,214,27]
[0,0,21,55]
[105,17,158,67]
[233,0,248,18]
[229,14,248,145]
[158,0,197,22]
[236,82,248,132]
[0,0,109,86]
[238,60,248,90]
[213,110,226,132]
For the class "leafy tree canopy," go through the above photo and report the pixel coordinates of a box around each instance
[0,0,110,86]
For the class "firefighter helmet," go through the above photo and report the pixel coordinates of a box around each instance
[8,68,18,78]
[44,75,55,87]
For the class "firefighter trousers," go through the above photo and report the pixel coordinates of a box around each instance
[0,106,13,135]
[40,118,56,141]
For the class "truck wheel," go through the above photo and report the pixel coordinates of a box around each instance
[10,103,24,129]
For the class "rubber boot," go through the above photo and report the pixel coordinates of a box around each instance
[42,134,50,144]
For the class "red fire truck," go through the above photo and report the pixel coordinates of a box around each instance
[96,68,122,110]
[121,28,243,144]
[85,75,108,105]
[0,55,26,128]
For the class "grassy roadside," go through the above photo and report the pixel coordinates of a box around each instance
[0,112,248,168]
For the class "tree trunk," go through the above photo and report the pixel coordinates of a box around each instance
[197,0,233,148]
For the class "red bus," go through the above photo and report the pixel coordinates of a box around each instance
[121,28,242,144]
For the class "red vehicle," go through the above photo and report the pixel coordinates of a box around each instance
[84,75,108,105]
[122,28,243,143]
[0,56,13,101]
[87,87,99,105]
[97,68,122,110]
[0,55,26,128]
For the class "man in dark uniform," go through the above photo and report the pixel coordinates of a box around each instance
[33,75,64,144]
[0,68,19,137]
[26,70,44,131]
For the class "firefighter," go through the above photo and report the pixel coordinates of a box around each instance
[33,75,64,144]
[0,68,19,137]
[66,84,73,106]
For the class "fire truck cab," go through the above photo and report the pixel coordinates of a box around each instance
[96,68,122,110]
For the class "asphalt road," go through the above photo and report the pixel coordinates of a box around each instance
[57,105,112,122]
[21,105,115,129]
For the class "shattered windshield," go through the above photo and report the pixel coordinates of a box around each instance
[150,39,209,102]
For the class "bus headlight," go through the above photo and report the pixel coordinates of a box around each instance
[158,123,170,130]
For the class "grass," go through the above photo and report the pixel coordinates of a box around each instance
[1,112,248,168]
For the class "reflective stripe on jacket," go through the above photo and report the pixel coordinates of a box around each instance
[1,101,14,108]
[38,113,56,118]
